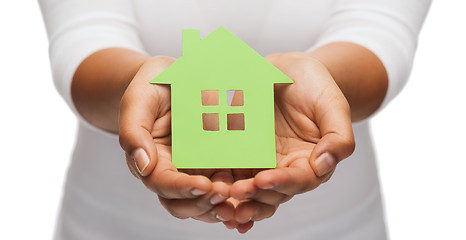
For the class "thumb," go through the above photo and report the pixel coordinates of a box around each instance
[119,82,161,178]
[119,58,174,177]
[310,93,355,177]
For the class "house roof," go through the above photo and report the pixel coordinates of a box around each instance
[151,26,293,86]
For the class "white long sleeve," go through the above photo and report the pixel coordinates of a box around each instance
[310,0,431,113]
[39,0,431,125]
[38,0,146,132]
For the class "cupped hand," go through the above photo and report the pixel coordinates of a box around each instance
[228,52,355,230]
[119,56,235,224]
[118,53,355,234]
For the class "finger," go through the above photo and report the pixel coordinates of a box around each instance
[158,193,212,220]
[230,179,292,206]
[210,169,235,185]
[193,201,235,223]
[223,220,239,230]
[230,178,255,199]
[158,179,231,220]
[235,200,276,223]
[254,159,320,195]
[144,163,212,199]
[207,170,234,206]
[236,221,254,234]
[119,58,174,177]
[248,189,292,206]
[208,178,231,205]
[311,84,355,177]
[158,195,208,220]
[160,197,233,222]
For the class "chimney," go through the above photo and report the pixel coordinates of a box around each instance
[182,29,200,56]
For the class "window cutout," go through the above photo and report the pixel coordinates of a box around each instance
[227,113,245,131]
[227,90,244,106]
[202,113,219,131]
[201,90,218,106]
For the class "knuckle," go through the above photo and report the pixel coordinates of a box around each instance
[118,127,133,150]
[332,132,355,158]
[155,55,175,63]
[341,135,356,154]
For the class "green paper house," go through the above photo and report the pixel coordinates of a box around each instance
[151,26,293,168]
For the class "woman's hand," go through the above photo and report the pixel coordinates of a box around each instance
[228,52,356,230]
[119,56,235,223]
[119,44,383,233]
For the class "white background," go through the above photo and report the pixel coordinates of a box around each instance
[0,1,464,239]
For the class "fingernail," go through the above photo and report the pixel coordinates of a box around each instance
[133,148,150,176]
[262,184,275,190]
[315,152,336,177]
[210,194,227,205]
[191,189,207,196]
[216,214,227,221]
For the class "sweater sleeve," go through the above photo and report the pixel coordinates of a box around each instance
[38,0,146,132]
[308,0,431,115]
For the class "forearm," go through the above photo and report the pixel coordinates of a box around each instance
[72,48,150,133]
[308,42,388,122]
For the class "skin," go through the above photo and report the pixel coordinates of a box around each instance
[72,42,388,233]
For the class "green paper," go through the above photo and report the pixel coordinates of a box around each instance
[150,26,293,168]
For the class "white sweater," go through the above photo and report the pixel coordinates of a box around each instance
[39,0,431,239]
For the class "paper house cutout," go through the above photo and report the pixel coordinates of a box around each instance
[150,26,293,168]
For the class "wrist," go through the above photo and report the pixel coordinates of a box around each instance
[71,48,150,132]
[266,52,345,102]
[308,43,388,121]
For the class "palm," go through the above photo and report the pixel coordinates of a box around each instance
[274,85,319,170]
[224,53,355,232]
[124,54,353,233]
[145,56,325,184]
[260,53,346,190]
